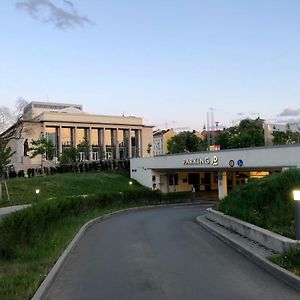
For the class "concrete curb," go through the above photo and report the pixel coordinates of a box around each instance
[196,215,300,292]
[32,202,207,300]
[206,208,300,253]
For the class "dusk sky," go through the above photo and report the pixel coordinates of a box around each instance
[1,0,300,130]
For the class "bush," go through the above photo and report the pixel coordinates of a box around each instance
[17,170,25,178]
[217,169,300,238]
[0,189,189,258]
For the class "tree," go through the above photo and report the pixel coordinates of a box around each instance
[147,143,152,155]
[77,137,91,160]
[0,138,15,178]
[30,135,55,169]
[216,118,265,149]
[272,125,300,145]
[0,98,29,134]
[60,147,79,165]
[167,131,206,154]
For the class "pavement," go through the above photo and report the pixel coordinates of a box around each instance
[39,204,300,300]
[196,214,300,292]
[0,204,31,220]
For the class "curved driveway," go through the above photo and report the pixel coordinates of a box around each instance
[44,204,300,300]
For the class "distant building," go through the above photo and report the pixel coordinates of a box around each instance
[1,101,153,171]
[153,129,177,156]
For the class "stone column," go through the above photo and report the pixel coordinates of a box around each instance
[89,127,93,160]
[128,129,132,159]
[102,128,106,159]
[58,126,62,157]
[73,127,77,148]
[218,171,228,200]
[115,128,120,160]
[135,130,141,157]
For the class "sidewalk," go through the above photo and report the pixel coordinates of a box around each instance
[0,204,31,217]
[196,214,300,292]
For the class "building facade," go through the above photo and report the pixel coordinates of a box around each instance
[2,101,153,171]
[130,144,300,199]
[153,129,177,156]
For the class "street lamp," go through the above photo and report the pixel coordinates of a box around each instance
[35,189,40,203]
[129,181,133,187]
[293,190,300,239]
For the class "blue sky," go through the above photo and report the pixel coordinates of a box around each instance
[1,0,300,130]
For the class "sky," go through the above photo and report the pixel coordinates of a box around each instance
[1,0,300,131]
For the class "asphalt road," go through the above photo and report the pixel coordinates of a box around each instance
[44,205,300,300]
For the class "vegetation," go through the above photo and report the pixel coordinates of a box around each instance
[77,137,91,160]
[0,171,145,206]
[30,135,55,168]
[216,118,264,149]
[216,169,300,275]
[270,248,300,276]
[272,124,300,145]
[59,147,79,165]
[167,131,206,154]
[0,138,15,178]
[216,169,300,238]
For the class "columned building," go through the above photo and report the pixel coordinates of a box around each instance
[2,101,153,171]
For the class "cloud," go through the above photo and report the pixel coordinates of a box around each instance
[278,108,300,117]
[16,0,93,29]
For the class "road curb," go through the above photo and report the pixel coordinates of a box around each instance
[32,202,207,300]
[196,215,300,292]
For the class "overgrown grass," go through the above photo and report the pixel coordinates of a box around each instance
[270,248,300,276]
[0,172,190,299]
[0,171,145,207]
[216,169,300,239]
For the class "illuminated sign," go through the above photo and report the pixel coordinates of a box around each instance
[183,155,218,166]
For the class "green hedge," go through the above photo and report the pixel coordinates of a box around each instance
[216,169,300,238]
[0,190,191,258]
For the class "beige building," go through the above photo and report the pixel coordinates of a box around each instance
[2,101,153,171]
[153,129,177,156]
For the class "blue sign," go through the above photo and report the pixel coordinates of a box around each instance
[237,159,244,167]
[229,160,235,167]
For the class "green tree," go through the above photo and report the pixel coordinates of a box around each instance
[30,135,55,169]
[147,143,152,155]
[0,138,15,178]
[272,125,300,145]
[60,147,79,165]
[77,137,91,160]
[167,131,206,154]
[216,118,265,149]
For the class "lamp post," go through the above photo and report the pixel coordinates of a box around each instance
[35,189,40,203]
[293,190,300,239]
[129,181,133,187]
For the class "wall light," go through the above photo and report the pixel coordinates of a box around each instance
[293,190,300,239]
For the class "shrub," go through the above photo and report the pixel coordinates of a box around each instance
[217,169,300,238]
[0,189,189,258]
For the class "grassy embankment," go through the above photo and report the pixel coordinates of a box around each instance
[0,171,190,300]
[216,169,300,276]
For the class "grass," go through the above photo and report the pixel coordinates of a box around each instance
[269,248,300,276]
[0,170,145,207]
[216,169,300,239]
[215,169,300,276]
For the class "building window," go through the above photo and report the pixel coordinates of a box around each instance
[169,174,178,186]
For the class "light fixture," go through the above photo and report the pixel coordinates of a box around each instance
[293,190,300,239]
